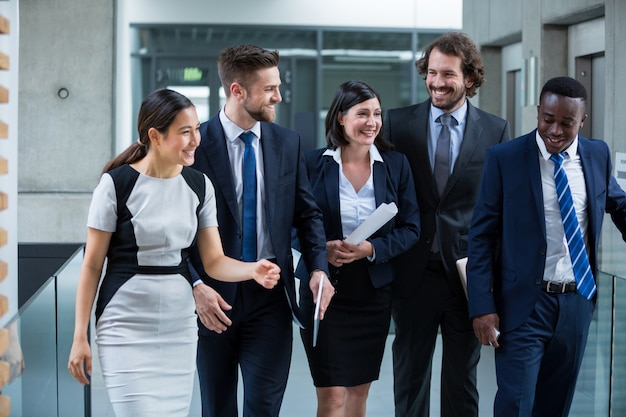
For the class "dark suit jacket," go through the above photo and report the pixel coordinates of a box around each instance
[467,132,626,331]
[297,147,421,289]
[383,99,510,296]
[189,113,329,328]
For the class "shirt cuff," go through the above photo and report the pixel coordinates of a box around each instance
[367,245,376,262]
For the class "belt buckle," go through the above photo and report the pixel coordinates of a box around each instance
[544,281,564,294]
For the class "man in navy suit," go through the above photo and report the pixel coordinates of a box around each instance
[189,44,334,417]
[468,76,626,416]
[383,32,510,417]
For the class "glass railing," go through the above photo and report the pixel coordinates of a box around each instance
[2,245,626,416]
[2,246,87,417]
[570,271,613,416]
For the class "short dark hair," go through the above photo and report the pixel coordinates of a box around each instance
[217,44,280,95]
[539,76,587,103]
[325,80,392,151]
[416,32,485,98]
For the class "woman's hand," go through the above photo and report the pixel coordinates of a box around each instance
[327,239,373,266]
[252,259,281,289]
[68,338,92,385]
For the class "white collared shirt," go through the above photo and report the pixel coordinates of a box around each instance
[323,145,382,252]
[536,133,589,283]
[219,110,274,260]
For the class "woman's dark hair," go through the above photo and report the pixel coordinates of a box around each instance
[415,32,485,98]
[102,89,194,173]
[325,80,392,151]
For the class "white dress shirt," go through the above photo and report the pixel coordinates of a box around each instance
[323,145,383,260]
[219,110,274,260]
[536,133,589,283]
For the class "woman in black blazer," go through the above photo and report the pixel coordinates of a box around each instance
[298,81,420,417]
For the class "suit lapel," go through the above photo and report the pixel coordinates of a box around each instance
[525,132,546,239]
[408,103,438,198]
[445,102,482,198]
[260,124,281,234]
[321,154,342,236]
[202,118,240,227]
[578,138,599,250]
[373,161,386,206]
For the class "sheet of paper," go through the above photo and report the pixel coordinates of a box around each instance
[344,202,398,245]
[456,257,468,299]
[313,276,324,347]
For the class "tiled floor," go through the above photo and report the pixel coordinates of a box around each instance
[90,327,497,417]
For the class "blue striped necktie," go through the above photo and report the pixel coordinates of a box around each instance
[550,152,596,299]
[240,131,257,261]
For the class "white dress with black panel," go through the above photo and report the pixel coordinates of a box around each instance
[87,164,216,417]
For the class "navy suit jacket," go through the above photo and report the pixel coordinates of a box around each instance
[383,99,510,296]
[189,113,329,328]
[467,132,626,331]
[296,147,421,289]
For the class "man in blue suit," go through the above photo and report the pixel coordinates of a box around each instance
[468,76,626,416]
[189,44,334,417]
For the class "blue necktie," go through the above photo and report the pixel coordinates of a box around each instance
[240,131,257,261]
[550,153,597,299]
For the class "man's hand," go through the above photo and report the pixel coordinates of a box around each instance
[308,270,335,320]
[472,313,501,348]
[193,283,233,333]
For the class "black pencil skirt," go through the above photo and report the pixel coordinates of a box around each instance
[299,259,392,387]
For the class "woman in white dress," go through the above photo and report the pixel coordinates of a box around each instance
[67,88,281,416]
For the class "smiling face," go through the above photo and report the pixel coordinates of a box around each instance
[537,92,587,154]
[425,47,473,112]
[338,97,382,149]
[151,106,200,167]
[240,66,282,124]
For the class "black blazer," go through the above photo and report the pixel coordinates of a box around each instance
[297,147,421,288]
[189,113,329,327]
[383,99,510,296]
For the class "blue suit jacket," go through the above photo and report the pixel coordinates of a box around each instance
[296,147,421,288]
[467,131,626,331]
[189,113,329,328]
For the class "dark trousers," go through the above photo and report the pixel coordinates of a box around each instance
[392,259,481,417]
[196,280,293,417]
[494,291,594,417]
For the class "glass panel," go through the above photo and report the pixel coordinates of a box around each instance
[293,58,319,150]
[57,248,88,417]
[168,85,211,123]
[131,25,445,147]
[570,271,612,416]
[321,30,415,109]
[3,247,86,417]
[611,275,626,414]
[134,25,318,55]
[3,280,57,416]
